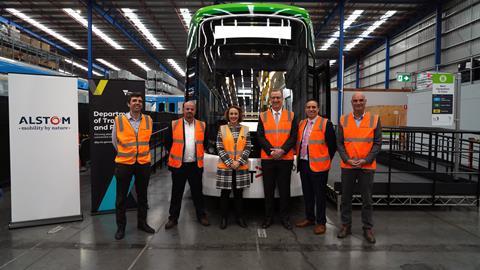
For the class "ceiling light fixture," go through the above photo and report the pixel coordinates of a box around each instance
[122,8,164,49]
[345,10,397,51]
[131,59,151,71]
[319,10,363,51]
[6,8,83,49]
[179,8,192,29]
[167,59,185,77]
[63,8,123,49]
[96,58,120,71]
[65,59,102,76]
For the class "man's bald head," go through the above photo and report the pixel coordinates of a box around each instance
[351,92,367,116]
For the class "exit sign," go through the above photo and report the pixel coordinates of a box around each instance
[397,73,412,82]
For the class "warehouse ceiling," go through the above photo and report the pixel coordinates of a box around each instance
[0,0,439,81]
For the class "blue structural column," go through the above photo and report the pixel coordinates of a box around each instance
[355,59,360,88]
[385,37,390,89]
[435,2,442,70]
[87,0,93,79]
[337,0,345,124]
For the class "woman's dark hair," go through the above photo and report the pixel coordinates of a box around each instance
[224,105,243,123]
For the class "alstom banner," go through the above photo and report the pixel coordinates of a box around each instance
[8,74,82,228]
[89,80,145,214]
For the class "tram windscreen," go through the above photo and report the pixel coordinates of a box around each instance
[187,16,312,156]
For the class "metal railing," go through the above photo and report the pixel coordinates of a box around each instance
[150,126,168,173]
[379,126,480,206]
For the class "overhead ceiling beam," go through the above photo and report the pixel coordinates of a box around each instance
[87,1,180,80]
[315,3,340,38]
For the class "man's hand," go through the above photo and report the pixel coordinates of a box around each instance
[270,148,285,160]
[357,159,367,166]
[347,159,361,168]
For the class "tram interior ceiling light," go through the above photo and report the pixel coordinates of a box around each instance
[131,59,151,71]
[214,26,291,40]
[179,8,192,29]
[345,10,397,51]
[65,59,102,76]
[234,52,270,56]
[5,8,83,50]
[96,58,120,71]
[319,9,364,51]
[167,59,186,77]
[63,8,123,50]
[122,8,164,49]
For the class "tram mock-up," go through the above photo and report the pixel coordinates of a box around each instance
[185,3,330,197]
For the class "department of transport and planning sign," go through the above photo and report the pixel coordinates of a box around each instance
[431,73,454,126]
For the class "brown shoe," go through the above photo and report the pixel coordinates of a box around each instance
[164,219,178,230]
[295,219,314,228]
[337,224,352,238]
[199,216,210,226]
[363,228,376,244]
[314,224,326,235]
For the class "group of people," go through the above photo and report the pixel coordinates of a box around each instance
[111,90,382,244]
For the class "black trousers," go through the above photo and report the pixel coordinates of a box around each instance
[220,171,244,218]
[261,159,293,221]
[168,162,206,221]
[299,160,328,225]
[115,162,151,229]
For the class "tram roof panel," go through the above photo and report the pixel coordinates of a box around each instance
[0,0,435,79]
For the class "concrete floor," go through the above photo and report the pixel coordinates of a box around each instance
[1,167,480,270]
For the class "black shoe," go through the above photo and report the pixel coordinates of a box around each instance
[165,219,178,230]
[281,219,292,230]
[199,216,210,227]
[220,218,228,230]
[261,218,273,229]
[237,218,247,228]
[138,222,155,234]
[115,227,125,240]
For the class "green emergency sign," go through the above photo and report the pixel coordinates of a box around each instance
[397,73,411,82]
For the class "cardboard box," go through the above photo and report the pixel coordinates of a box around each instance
[31,39,41,49]
[20,34,31,44]
[41,42,50,52]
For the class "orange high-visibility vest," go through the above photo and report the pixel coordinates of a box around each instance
[260,109,294,160]
[296,116,331,172]
[114,114,152,165]
[340,112,379,170]
[167,118,205,168]
[217,125,249,170]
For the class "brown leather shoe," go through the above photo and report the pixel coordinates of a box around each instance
[314,224,326,235]
[337,224,352,238]
[363,228,376,244]
[164,219,178,230]
[199,216,210,226]
[295,219,314,228]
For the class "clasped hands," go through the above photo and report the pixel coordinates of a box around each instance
[230,160,241,170]
[347,158,367,168]
[270,148,285,160]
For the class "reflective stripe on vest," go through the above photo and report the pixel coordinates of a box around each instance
[260,109,294,160]
[218,125,249,170]
[115,114,152,165]
[296,116,331,172]
[168,118,206,168]
[340,112,378,170]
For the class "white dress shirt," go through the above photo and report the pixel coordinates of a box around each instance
[183,119,196,162]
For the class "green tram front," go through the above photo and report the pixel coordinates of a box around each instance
[185,3,327,198]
